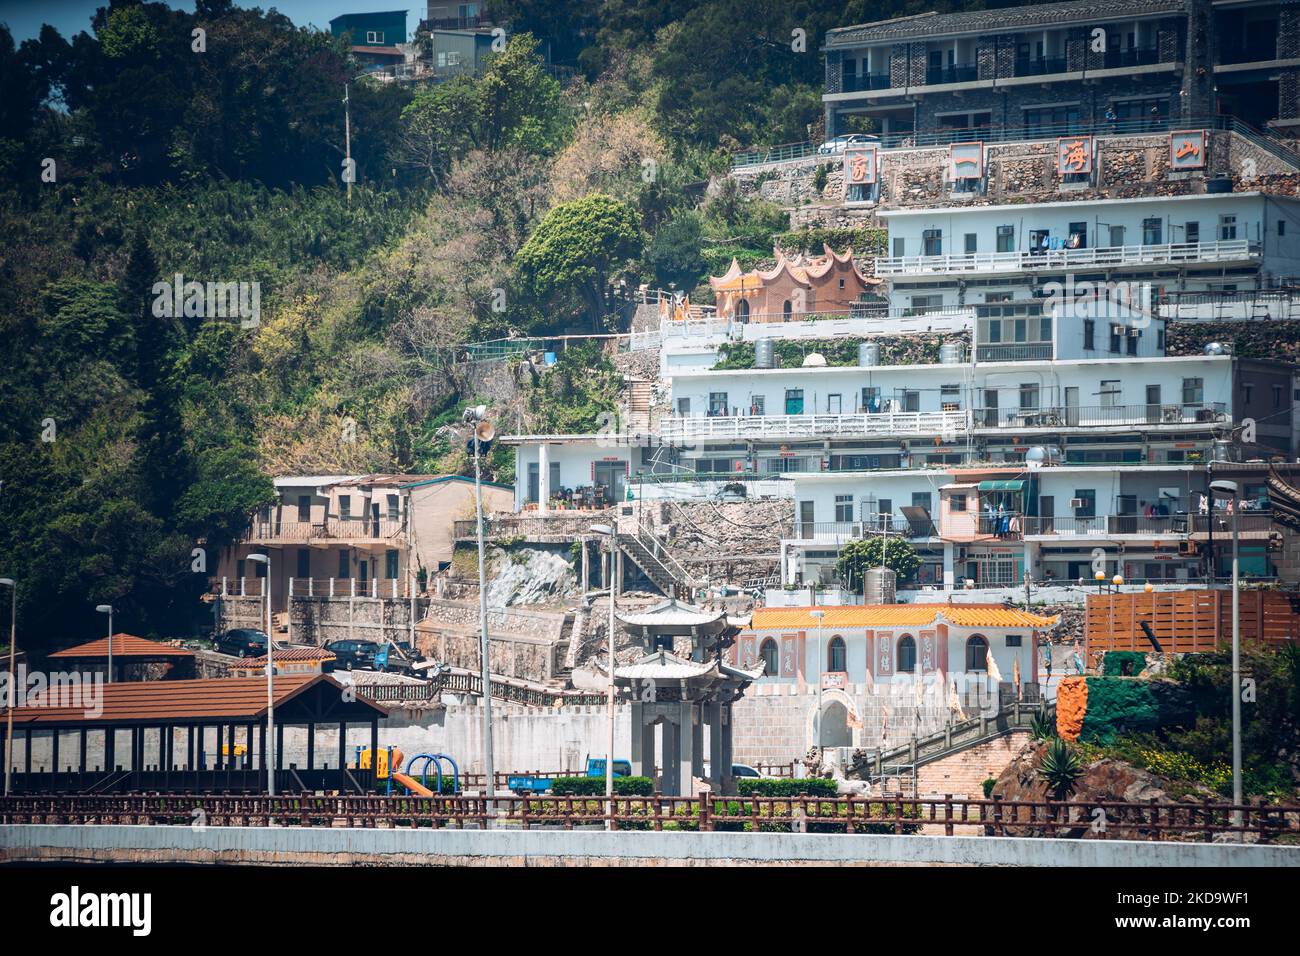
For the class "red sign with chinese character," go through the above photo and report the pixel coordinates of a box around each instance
[1057,136,1093,174]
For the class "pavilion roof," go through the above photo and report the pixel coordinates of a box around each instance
[615,599,728,629]
[47,633,194,660]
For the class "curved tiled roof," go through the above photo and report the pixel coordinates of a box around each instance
[48,633,194,659]
[751,604,1058,630]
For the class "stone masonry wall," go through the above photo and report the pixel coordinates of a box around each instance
[913,730,1031,798]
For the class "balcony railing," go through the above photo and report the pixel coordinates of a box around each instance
[242,517,406,543]
[1218,41,1278,65]
[975,342,1053,363]
[1023,515,1190,537]
[659,409,969,442]
[1102,47,1160,69]
[794,518,933,541]
[842,72,894,92]
[973,403,1229,430]
[874,240,1259,277]
[1013,56,1068,77]
[926,62,978,85]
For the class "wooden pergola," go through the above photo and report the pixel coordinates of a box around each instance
[0,673,387,794]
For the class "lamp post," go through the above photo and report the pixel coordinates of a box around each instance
[810,609,826,753]
[1210,478,1242,834]
[1,578,14,797]
[590,524,616,830]
[94,604,113,684]
[246,553,274,795]
[464,405,496,802]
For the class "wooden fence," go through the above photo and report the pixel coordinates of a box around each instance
[1085,590,1300,657]
[3,794,1296,843]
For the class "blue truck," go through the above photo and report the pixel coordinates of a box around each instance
[508,758,631,795]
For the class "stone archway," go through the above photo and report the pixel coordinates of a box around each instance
[805,688,859,750]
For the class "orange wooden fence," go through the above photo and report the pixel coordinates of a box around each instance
[1085,590,1300,657]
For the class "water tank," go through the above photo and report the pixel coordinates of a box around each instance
[755,338,775,368]
[1204,341,1233,356]
[864,566,897,605]
[858,342,880,367]
[1206,177,1233,194]
[939,341,966,364]
[803,352,828,368]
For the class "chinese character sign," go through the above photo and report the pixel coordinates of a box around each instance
[843,145,878,185]
[948,142,983,180]
[1169,130,1208,170]
[781,635,797,677]
[875,630,894,676]
[920,630,936,674]
[1057,136,1093,174]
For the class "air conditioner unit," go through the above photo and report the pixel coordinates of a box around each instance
[1127,327,1141,337]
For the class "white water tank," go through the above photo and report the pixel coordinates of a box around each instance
[858,342,880,366]
[864,566,897,605]
[939,341,966,364]
[755,338,775,368]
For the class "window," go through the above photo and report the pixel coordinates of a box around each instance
[965,635,989,672]
[1073,490,1096,518]
[912,491,932,512]
[1006,634,1022,647]
[782,300,792,318]
[964,233,977,254]
[923,229,943,256]
[1143,218,1163,245]
[1126,331,1138,356]
[676,397,690,416]
[1109,324,1122,353]
[1280,221,1287,237]
[386,494,399,522]
[760,639,778,676]
[828,637,846,673]
[1185,221,1200,244]
[297,548,311,579]
[785,388,804,414]
[897,636,917,673]
[1109,225,1126,247]
[827,393,842,414]
[861,386,881,413]
[366,30,384,43]
[997,225,1015,252]
[338,550,351,579]
[1019,384,1039,410]
[893,237,905,257]
[297,495,311,523]
[385,550,399,579]
[339,495,352,519]
[1274,384,1284,409]
[750,395,766,416]
[1218,215,1237,241]
[1100,380,1120,406]
[1083,319,1095,350]
[1182,377,1204,405]
[708,392,729,415]
[834,495,854,522]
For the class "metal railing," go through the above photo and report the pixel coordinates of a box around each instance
[874,240,1259,277]
[794,518,931,541]
[927,63,978,84]
[731,114,1300,171]
[4,794,1295,841]
[660,409,969,442]
[1013,55,1069,77]
[360,672,606,708]
[1023,515,1189,537]
[243,517,406,543]
[973,403,1228,429]
[975,342,1053,363]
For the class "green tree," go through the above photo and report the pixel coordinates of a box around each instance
[836,536,922,590]
[515,194,642,329]
[644,211,704,291]
[477,33,569,154]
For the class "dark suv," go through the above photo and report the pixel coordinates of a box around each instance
[323,639,382,671]
[216,628,269,658]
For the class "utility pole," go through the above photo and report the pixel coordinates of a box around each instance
[343,84,353,203]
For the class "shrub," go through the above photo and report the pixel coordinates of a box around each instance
[738,777,838,798]
[1038,737,1083,799]
[549,775,654,796]
[1029,708,1055,741]
[982,777,997,798]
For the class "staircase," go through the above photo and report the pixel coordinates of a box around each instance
[623,378,653,435]
[616,527,696,597]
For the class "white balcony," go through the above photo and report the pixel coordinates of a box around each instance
[874,240,1260,277]
[658,409,969,442]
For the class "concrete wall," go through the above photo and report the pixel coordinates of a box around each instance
[914,730,1031,798]
[6,825,1295,867]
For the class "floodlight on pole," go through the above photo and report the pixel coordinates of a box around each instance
[1209,479,1242,834]
[590,523,616,830]
[0,578,14,797]
[810,609,826,753]
[95,605,113,685]
[247,553,275,796]
[465,404,496,805]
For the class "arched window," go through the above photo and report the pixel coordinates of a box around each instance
[827,636,846,672]
[897,635,917,673]
[782,299,792,318]
[966,635,989,672]
[736,298,750,320]
[760,639,778,677]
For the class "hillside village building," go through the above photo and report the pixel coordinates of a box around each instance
[709,246,882,321]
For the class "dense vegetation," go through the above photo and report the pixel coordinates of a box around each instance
[0,0,1025,645]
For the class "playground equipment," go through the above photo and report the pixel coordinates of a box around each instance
[401,753,460,796]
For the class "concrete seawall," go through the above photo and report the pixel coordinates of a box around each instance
[3,826,1297,867]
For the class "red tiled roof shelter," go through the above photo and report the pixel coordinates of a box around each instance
[1,674,389,795]
[48,633,195,661]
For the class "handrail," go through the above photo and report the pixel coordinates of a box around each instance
[875,240,1259,277]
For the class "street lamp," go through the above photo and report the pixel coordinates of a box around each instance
[246,553,274,796]
[590,523,616,830]
[810,609,826,753]
[1,578,14,797]
[1210,478,1242,833]
[464,404,496,802]
[94,605,113,684]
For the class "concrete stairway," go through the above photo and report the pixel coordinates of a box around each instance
[623,378,653,434]
[616,529,695,597]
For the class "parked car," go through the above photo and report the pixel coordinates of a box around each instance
[323,639,383,671]
[215,628,269,658]
[817,133,877,155]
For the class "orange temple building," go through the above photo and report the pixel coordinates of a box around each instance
[708,245,879,322]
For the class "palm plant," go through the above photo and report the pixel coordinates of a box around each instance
[1038,737,1083,800]
[1030,707,1055,740]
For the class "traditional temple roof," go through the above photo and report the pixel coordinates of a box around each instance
[48,633,195,660]
[708,246,878,293]
[614,649,764,685]
[615,599,728,629]
[750,604,1058,630]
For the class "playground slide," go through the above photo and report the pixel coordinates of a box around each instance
[390,771,435,797]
